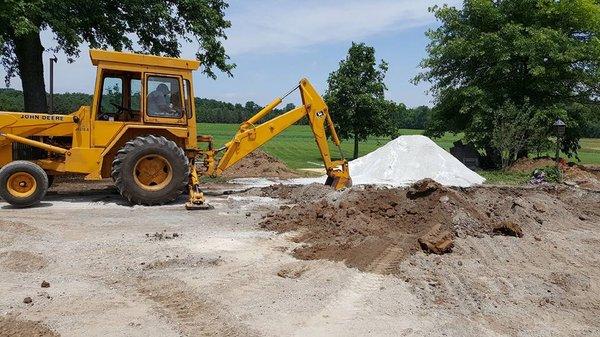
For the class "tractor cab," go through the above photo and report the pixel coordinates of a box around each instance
[89,50,198,127]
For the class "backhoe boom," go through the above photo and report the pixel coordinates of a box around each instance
[191,78,351,206]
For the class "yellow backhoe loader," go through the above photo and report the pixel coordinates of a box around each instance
[0,50,351,209]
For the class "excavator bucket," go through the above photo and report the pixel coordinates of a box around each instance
[324,162,352,190]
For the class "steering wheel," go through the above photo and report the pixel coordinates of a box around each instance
[99,103,132,121]
[110,103,133,115]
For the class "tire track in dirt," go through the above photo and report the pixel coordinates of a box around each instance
[0,220,48,249]
[293,246,416,336]
[135,277,260,337]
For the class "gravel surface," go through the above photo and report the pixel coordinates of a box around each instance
[1,182,599,337]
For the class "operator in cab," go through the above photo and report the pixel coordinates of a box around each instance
[148,83,177,117]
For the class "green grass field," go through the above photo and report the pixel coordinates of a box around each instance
[197,123,600,173]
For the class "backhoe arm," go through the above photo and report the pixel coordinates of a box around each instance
[186,78,351,209]
[210,78,351,189]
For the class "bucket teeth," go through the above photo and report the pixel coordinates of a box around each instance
[324,176,352,190]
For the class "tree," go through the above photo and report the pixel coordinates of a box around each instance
[325,42,393,159]
[0,0,234,112]
[415,0,600,167]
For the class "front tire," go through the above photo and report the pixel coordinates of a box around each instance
[0,161,48,208]
[111,135,189,206]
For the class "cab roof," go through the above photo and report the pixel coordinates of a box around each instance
[89,49,201,71]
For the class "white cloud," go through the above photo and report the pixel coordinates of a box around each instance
[222,0,458,55]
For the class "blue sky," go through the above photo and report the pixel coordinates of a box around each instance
[1,0,459,108]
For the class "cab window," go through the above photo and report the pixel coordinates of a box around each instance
[100,77,123,115]
[183,79,192,119]
[97,71,142,122]
[146,76,183,118]
[130,79,142,111]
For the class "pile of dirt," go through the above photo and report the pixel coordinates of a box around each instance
[221,149,300,179]
[260,180,599,274]
[260,180,490,274]
[510,157,600,190]
[0,317,59,337]
[561,164,600,190]
[508,157,557,173]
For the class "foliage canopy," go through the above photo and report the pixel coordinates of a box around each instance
[0,0,234,112]
[415,0,600,167]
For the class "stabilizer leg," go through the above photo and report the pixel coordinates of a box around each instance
[185,162,214,210]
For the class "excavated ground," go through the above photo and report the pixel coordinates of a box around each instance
[1,172,600,336]
[259,180,600,275]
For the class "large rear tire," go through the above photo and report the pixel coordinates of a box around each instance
[0,161,48,208]
[111,135,189,206]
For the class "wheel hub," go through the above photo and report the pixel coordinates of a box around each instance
[7,172,37,198]
[133,155,173,191]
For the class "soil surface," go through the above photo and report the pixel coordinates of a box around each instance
[260,179,599,275]
[1,178,599,336]
[0,316,59,337]
[221,149,300,179]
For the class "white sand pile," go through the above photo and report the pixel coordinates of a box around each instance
[231,135,485,188]
[348,135,485,187]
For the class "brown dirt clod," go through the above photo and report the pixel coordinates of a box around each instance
[407,178,441,199]
[493,221,524,238]
[277,264,309,279]
[418,224,454,255]
[41,280,50,288]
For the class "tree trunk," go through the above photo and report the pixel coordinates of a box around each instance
[13,31,47,112]
[353,134,359,159]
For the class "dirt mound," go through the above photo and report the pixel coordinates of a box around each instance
[508,157,557,173]
[221,149,300,179]
[0,250,48,272]
[561,164,600,190]
[261,180,490,274]
[260,180,599,274]
[510,158,600,190]
[0,317,59,337]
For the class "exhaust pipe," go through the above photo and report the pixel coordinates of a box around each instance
[49,56,58,113]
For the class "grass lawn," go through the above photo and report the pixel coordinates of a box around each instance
[197,123,600,175]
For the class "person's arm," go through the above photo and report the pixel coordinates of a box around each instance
[156,94,171,114]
